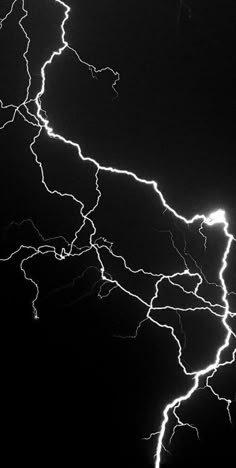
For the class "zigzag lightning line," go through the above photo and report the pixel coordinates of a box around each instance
[0,1,235,466]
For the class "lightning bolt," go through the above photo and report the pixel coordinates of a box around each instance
[0,1,235,467]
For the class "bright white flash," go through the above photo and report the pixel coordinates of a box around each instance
[207,209,226,225]
[0,1,235,467]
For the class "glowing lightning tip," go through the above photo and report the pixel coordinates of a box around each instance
[207,209,226,225]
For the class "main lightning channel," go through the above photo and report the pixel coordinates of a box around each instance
[0,1,235,467]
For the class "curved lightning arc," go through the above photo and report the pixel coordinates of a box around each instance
[0,1,235,466]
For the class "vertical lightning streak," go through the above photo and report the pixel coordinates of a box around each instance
[0,1,235,467]
[154,218,234,468]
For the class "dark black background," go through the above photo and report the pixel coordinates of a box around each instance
[0,1,235,467]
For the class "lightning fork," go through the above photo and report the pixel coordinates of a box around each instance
[0,1,235,467]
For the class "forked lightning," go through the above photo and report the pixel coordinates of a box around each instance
[0,1,235,466]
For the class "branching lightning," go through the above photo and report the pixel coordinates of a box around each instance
[0,1,235,467]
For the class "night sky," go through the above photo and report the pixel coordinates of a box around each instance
[0,1,235,467]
